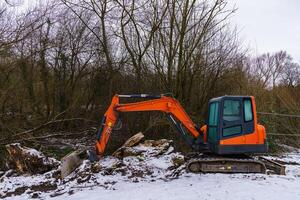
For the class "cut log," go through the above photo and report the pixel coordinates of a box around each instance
[121,132,145,147]
[113,132,145,158]
[5,143,59,174]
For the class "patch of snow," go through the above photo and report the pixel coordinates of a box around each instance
[264,149,300,164]
[99,156,121,168]
[25,148,42,157]
[1,145,300,200]
[51,172,300,200]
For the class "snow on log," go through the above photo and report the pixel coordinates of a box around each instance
[5,143,59,174]
[113,132,145,158]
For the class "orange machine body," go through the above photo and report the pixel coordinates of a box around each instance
[220,124,266,145]
[96,94,267,156]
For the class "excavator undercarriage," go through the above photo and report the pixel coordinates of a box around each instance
[185,153,285,175]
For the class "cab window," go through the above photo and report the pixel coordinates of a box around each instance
[244,99,253,122]
[223,100,241,121]
[222,100,242,137]
[209,102,219,126]
[208,102,219,143]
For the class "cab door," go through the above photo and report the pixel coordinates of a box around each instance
[207,101,220,145]
[221,98,244,142]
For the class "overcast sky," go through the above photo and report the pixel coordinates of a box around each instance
[228,0,300,62]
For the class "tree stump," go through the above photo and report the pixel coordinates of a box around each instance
[5,143,59,174]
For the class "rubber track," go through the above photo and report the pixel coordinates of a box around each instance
[186,157,267,174]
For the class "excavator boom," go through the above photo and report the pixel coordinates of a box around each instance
[95,94,203,155]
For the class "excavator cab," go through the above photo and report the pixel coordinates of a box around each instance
[206,96,267,154]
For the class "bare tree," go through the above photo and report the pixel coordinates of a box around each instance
[147,0,238,106]
[61,0,126,98]
[280,61,300,87]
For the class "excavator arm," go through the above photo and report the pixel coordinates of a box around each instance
[95,94,206,155]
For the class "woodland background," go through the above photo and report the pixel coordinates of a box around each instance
[0,0,299,169]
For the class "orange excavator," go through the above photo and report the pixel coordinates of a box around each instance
[62,94,284,177]
[94,94,267,156]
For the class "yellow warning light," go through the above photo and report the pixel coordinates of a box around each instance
[227,166,232,170]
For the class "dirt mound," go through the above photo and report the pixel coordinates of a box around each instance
[0,136,185,199]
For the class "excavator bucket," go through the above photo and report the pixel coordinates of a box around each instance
[60,148,88,178]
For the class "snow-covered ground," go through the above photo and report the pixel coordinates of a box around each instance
[1,142,300,200]
[54,171,300,200]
